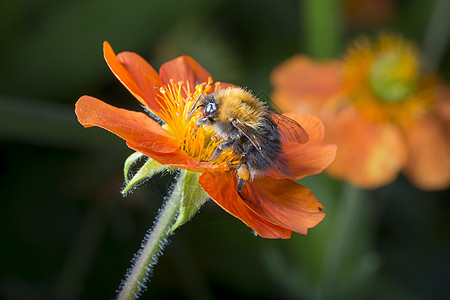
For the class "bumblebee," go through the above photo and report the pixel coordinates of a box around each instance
[187,87,308,193]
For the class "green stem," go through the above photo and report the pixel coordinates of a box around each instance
[301,0,340,59]
[117,172,183,300]
[422,0,450,71]
[314,183,365,300]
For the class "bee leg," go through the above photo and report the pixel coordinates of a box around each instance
[236,178,252,204]
[232,140,245,157]
[236,177,246,193]
[227,161,239,168]
[236,163,252,203]
[208,139,236,161]
[191,117,209,134]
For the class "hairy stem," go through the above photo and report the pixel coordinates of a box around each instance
[117,172,183,300]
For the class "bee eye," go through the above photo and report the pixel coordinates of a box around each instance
[204,102,216,117]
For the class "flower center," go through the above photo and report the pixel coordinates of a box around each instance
[369,50,419,103]
[343,34,436,124]
[156,79,239,167]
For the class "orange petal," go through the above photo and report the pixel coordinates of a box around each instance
[103,41,163,113]
[159,56,211,92]
[326,108,408,188]
[215,82,236,91]
[435,85,450,122]
[284,113,325,143]
[270,55,343,115]
[199,172,292,239]
[75,96,178,154]
[279,142,337,180]
[126,142,229,173]
[403,116,450,190]
[242,177,325,235]
[268,113,337,180]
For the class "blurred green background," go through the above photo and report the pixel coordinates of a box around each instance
[1,0,449,299]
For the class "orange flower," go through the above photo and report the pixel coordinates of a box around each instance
[271,34,450,190]
[75,42,337,238]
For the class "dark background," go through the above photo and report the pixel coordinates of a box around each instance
[1,0,449,299]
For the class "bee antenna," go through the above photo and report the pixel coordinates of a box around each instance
[191,125,201,135]
[185,93,204,122]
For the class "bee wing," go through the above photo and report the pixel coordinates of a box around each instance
[266,110,309,144]
[232,119,292,177]
[267,146,291,177]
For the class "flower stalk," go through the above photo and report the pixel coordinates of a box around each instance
[117,169,203,300]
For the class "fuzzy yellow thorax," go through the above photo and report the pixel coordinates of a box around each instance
[214,88,266,127]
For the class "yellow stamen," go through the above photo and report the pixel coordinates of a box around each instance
[156,79,240,167]
[343,34,438,125]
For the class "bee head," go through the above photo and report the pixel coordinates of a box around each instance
[201,95,218,122]
[186,93,219,123]
[186,93,220,135]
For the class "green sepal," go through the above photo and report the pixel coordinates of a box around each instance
[169,170,208,233]
[124,152,144,184]
[122,152,167,195]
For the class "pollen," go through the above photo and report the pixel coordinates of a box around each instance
[343,34,438,125]
[156,79,240,167]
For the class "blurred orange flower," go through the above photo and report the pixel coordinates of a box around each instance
[75,42,337,238]
[271,34,450,190]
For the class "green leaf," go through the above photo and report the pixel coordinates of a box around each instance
[169,170,208,233]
